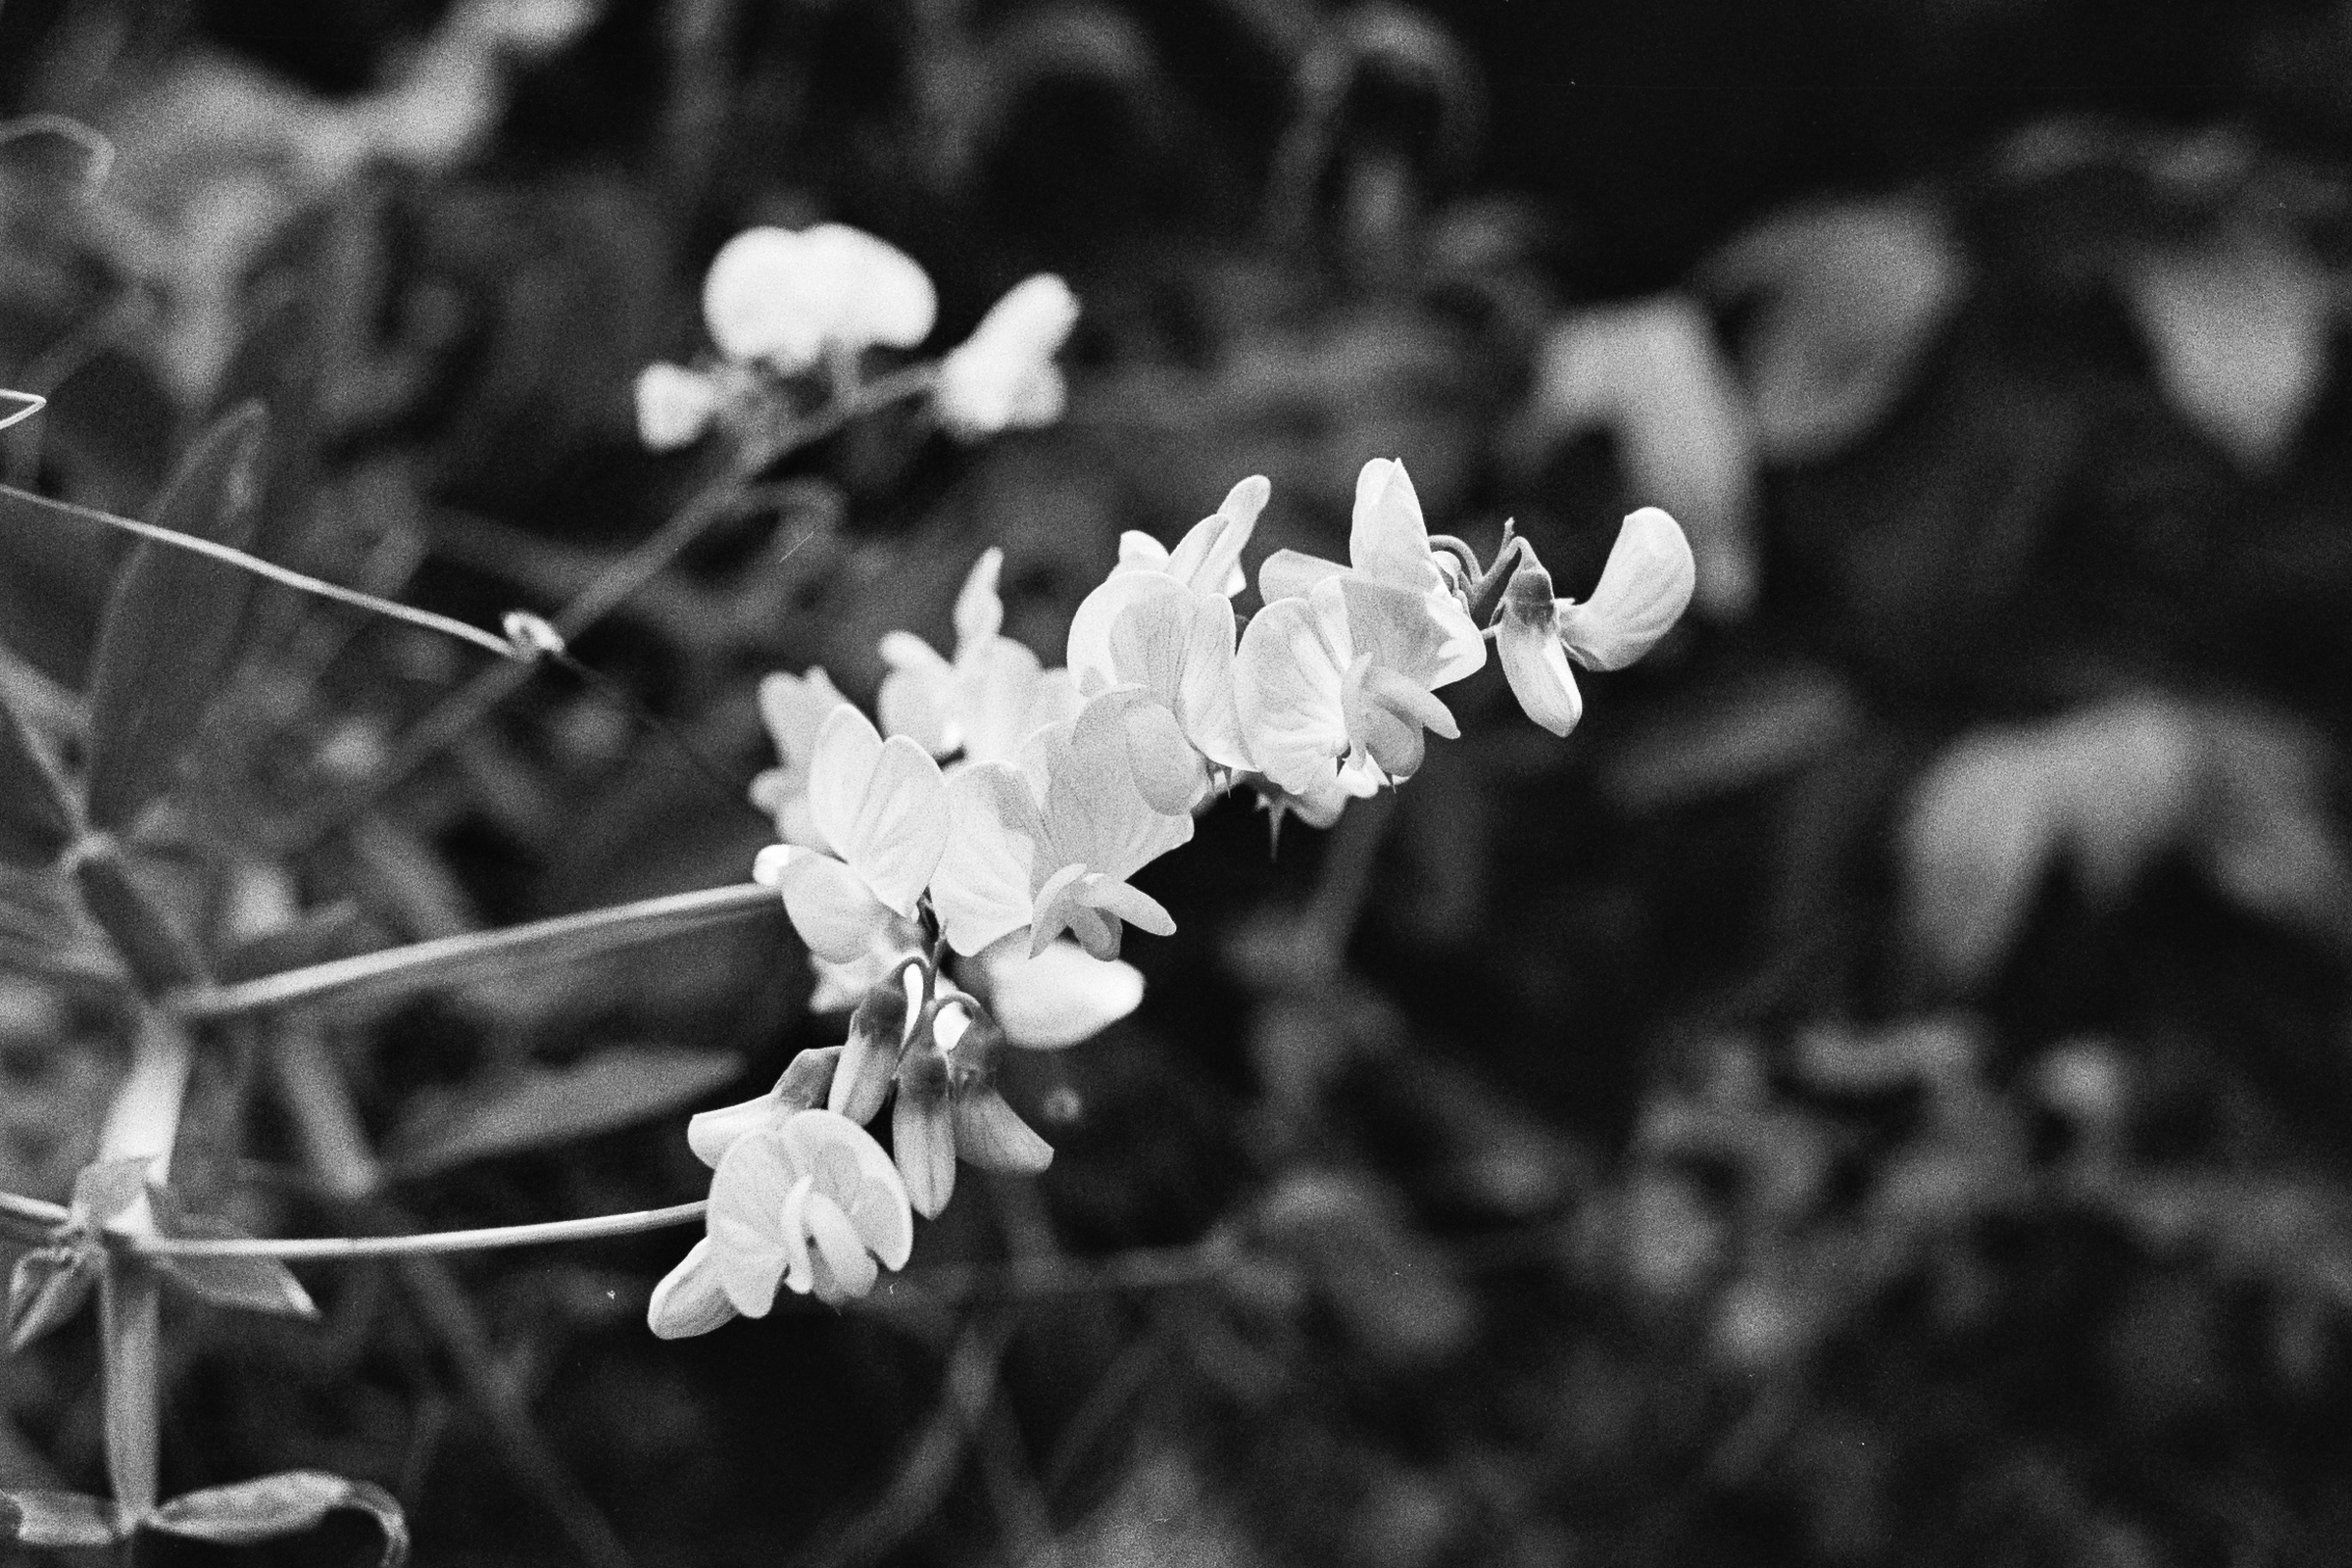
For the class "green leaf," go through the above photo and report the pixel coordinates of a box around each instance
[149,1471,409,1566]
[382,1047,743,1180]
[172,882,782,1020]
[83,402,270,831]
[215,900,376,983]
[145,1190,318,1320]
[8,1247,99,1351]
[0,1490,128,1548]
[0,682,75,869]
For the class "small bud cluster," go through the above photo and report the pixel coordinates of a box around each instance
[632,222,1079,452]
[651,460,1695,1335]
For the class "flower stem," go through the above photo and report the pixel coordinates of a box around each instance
[127,1201,708,1260]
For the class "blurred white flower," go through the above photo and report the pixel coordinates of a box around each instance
[934,274,1081,441]
[632,363,722,452]
[702,223,937,372]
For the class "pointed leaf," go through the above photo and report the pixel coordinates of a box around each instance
[144,1196,317,1319]
[84,403,270,830]
[172,883,783,1021]
[0,683,75,869]
[149,1471,409,1566]
[380,1048,743,1180]
[9,1248,99,1351]
[0,1491,127,1548]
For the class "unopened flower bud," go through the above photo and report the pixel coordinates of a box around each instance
[831,961,923,1124]
[892,1037,956,1218]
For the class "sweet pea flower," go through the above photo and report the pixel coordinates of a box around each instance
[877,550,1082,764]
[891,996,1054,1217]
[1496,507,1695,737]
[934,274,1081,440]
[1255,459,1486,690]
[930,688,1194,960]
[753,708,950,963]
[1234,572,1462,808]
[697,1109,915,1317]
[749,667,854,847]
[633,362,722,451]
[702,223,937,373]
[1059,477,1271,809]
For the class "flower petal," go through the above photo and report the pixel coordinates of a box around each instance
[933,762,1047,956]
[686,1095,778,1169]
[1496,559,1585,737]
[954,548,1005,651]
[1077,874,1175,937]
[778,1108,912,1269]
[934,274,1079,439]
[1040,691,1196,882]
[1257,549,1345,605]
[765,845,903,964]
[1348,459,1445,595]
[796,223,937,351]
[952,1088,1054,1174]
[808,707,886,862]
[892,1061,956,1219]
[801,1191,879,1302]
[1164,474,1270,598]
[648,1239,739,1339]
[980,939,1144,1050]
[843,736,951,916]
[703,227,823,368]
[1555,506,1696,671]
[1121,700,1207,816]
[707,1132,795,1315]
[1234,594,1352,798]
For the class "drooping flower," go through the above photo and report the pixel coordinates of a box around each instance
[702,224,937,373]
[749,667,855,847]
[696,1109,915,1316]
[633,363,723,452]
[753,707,950,963]
[934,274,1081,440]
[890,996,1054,1218]
[929,688,1194,959]
[1495,507,1695,737]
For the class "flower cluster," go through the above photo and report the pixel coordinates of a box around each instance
[651,460,1694,1334]
[632,222,1080,452]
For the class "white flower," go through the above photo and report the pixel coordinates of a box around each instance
[934,274,1080,440]
[702,223,937,372]
[633,363,722,452]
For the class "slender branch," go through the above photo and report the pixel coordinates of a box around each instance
[130,1201,707,1260]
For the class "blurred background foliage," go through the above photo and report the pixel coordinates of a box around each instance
[8,0,2352,1563]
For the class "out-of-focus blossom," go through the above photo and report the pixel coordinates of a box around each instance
[702,224,937,373]
[753,709,949,963]
[934,274,1081,440]
[891,997,1053,1217]
[749,668,855,847]
[975,938,1145,1050]
[693,1109,914,1316]
[632,363,722,452]
[1495,508,1695,737]
[930,689,1193,959]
